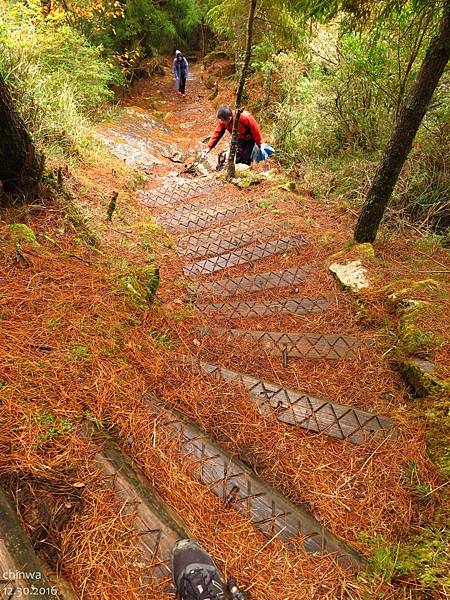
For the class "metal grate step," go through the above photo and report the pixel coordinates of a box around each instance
[179,221,291,259]
[149,402,366,571]
[187,265,314,298]
[183,235,307,277]
[178,356,396,445]
[140,179,222,208]
[195,296,329,318]
[159,203,251,233]
[194,327,373,360]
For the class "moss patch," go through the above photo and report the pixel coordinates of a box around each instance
[422,393,450,477]
[397,300,442,355]
[400,358,449,398]
[8,223,38,245]
[120,265,160,308]
[387,279,443,303]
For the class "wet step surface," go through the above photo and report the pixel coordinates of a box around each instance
[140,178,223,208]
[96,107,176,169]
[178,356,396,445]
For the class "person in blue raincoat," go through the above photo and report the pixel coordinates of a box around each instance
[173,50,189,97]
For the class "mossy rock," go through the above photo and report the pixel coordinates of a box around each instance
[400,358,449,398]
[153,110,169,121]
[8,223,38,245]
[422,392,450,476]
[387,279,441,303]
[235,177,262,189]
[329,260,370,292]
[353,242,375,260]
[278,181,297,192]
[203,75,219,90]
[396,300,441,354]
[231,167,263,188]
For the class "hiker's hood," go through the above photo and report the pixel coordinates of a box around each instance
[175,50,182,57]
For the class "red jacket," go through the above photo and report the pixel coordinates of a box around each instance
[208,110,262,149]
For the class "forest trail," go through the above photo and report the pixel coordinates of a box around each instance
[0,60,445,600]
[93,63,430,590]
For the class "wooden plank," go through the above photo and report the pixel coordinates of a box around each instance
[93,434,190,585]
[195,296,329,318]
[183,235,307,277]
[149,402,366,572]
[194,327,373,360]
[179,356,396,445]
[0,490,67,599]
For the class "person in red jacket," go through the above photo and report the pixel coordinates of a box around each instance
[202,105,262,165]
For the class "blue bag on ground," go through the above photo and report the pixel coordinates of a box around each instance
[251,143,275,163]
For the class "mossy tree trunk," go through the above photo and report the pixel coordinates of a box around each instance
[354,0,450,243]
[0,72,44,204]
[226,0,257,180]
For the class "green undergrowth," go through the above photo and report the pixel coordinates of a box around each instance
[255,8,450,234]
[118,264,160,309]
[395,522,450,593]
[148,328,176,351]
[0,3,122,158]
[166,304,195,322]
[359,522,450,596]
[62,195,100,248]
[8,223,38,245]
[32,409,74,446]
[67,342,91,363]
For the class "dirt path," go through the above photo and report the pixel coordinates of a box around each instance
[0,61,444,599]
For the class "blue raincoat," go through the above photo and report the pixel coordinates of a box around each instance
[173,50,189,81]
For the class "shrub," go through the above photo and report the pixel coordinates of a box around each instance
[267,10,449,231]
[0,3,123,156]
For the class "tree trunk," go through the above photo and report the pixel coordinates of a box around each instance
[354,0,450,243]
[227,0,257,180]
[200,16,206,57]
[0,73,43,204]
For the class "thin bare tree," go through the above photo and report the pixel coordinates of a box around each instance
[354,0,450,242]
[227,0,257,179]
